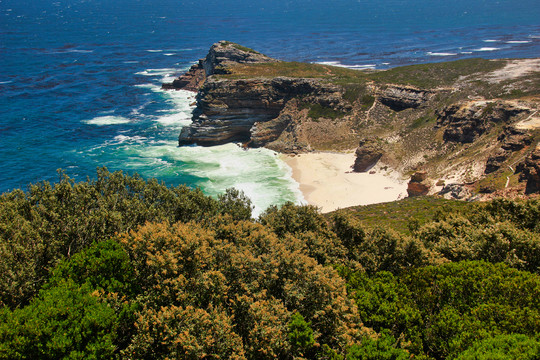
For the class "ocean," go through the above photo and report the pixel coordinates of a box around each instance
[1,0,539,215]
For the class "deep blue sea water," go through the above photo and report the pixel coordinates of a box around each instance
[1,0,539,214]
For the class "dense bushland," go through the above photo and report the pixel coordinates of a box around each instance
[0,170,539,359]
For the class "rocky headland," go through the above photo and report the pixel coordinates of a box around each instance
[164,41,540,203]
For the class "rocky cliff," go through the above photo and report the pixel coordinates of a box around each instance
[164,42,540,197]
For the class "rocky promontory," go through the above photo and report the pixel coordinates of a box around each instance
[164,41,540,198]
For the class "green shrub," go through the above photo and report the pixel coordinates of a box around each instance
[456,334,540,360]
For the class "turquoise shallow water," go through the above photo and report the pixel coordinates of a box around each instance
[1,0,539,214]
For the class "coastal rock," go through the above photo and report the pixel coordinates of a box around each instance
[202,40,278,75]
[436,100,531,143]
[439,184,471,200]
[407,171,431,197]
[517,144,540,194]
[378,85,434,111]
[178,77,343,147]
[353,138,383,172]
[163,40,278,91]
[484,126,532,174]
[162,61,206,92]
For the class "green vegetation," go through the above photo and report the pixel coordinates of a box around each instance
[220,41,261,54]
[300,102,348,120]
[1,171,540,359]
[369,58,505,88]
[221,57,507,89]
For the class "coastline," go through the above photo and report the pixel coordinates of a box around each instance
[282,151,408,213]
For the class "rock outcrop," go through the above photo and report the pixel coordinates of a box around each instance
[178,77,343,147]
[485,126,532,173]
[162,61,206,92]
[162,40,278,92]
[517,144,540,194]
[439,184,471,200]
[436,100,531,143]
[353,138,383,172]
[201,41,278,76]
[377,85,434,111]
[407,171,432,197]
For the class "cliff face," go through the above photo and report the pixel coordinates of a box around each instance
[178,77,342,146]
[164,41,540,197]
[436,100,532,143]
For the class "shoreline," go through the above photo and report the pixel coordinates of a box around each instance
[282,151,408,213]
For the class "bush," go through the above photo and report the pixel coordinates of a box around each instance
[119,219,365,357]
[0,168,252,307]
[456,334,540,360]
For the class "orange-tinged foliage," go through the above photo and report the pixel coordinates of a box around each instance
[119,218,365,358]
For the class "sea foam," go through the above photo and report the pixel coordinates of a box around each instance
[315,61,376,69]
[84,115,131,126]
[473,47,501,52]
[427,52,458,56]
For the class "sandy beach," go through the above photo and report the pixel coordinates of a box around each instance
[283,152,408,213]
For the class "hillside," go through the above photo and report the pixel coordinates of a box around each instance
[165,41,540,200]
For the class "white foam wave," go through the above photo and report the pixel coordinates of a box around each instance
[67,49,93,53]
[111,135,147,144]
[473,47,501,52]
[314,61,376,69]
[506,40,531,44]
[135,66,191,83]
[483,39,500,43]
[155,112,193,127]
[84,115,131,126]
[175,144,304,216]
[0,81,12,84]
[112,142,303,217]
[135,68,178,76]
[427,52,458,56]
[146,49,163,53]
[460,51,473,54]
[164,53,176,56]
[123,60,139,64]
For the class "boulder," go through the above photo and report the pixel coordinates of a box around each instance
[353,138,383,172]
[407,171,431,197]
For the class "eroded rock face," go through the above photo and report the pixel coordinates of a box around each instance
[517,145,540,194]
[485,126,532,174]
[178,77,343,147]
[353,138,383,172]
[377,85,434,111]
[162,61,206,92]
[437,100,530,143]
[407,171,431,197]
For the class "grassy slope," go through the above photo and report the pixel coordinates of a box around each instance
[223,58,505,87]
[329,196,477,235]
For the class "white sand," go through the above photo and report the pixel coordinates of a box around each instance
[283,152,408,213]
